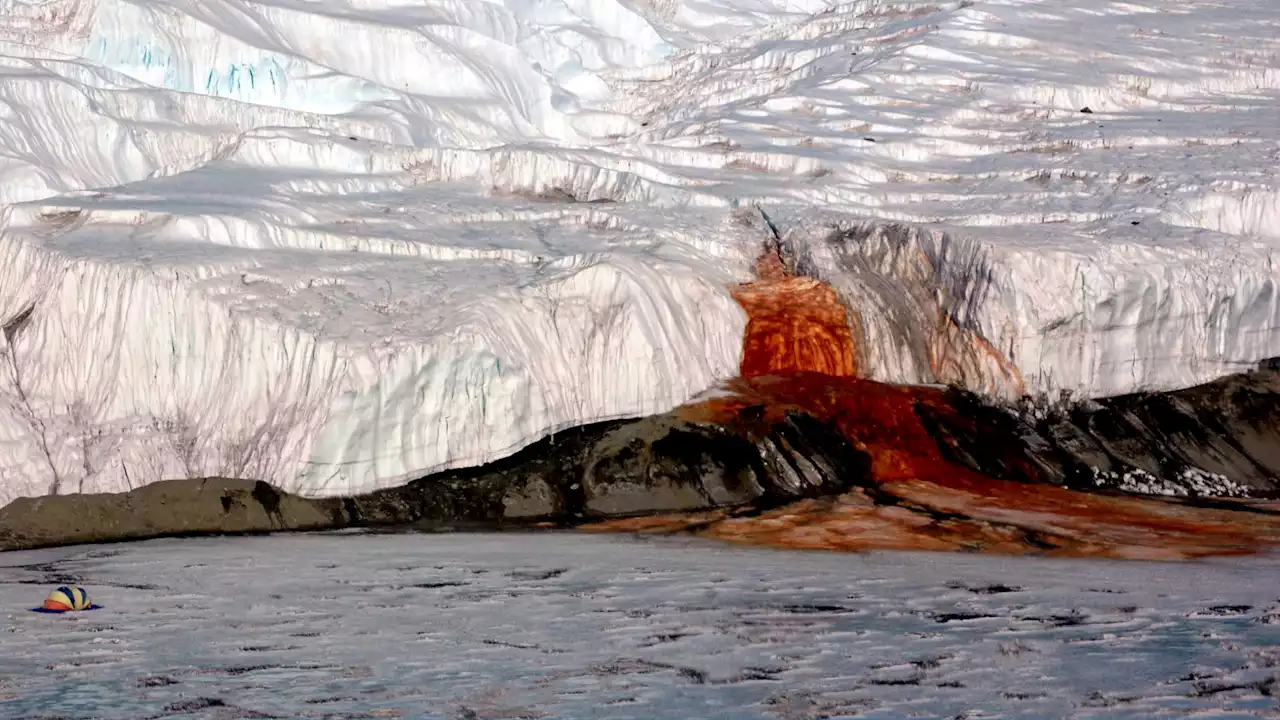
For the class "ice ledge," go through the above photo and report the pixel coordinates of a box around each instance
[0,189,751,506]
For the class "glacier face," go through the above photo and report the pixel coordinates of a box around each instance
[1,0,1279,504]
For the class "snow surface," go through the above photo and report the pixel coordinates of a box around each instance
[2,533,1279,718]
[1,0,1280,501]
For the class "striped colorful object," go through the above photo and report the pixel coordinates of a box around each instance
[42,586,92,612]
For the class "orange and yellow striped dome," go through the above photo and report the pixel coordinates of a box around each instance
[43,585,92,612]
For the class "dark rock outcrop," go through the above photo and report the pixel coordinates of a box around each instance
[0,409,869,552]
[585,370,1280,560]
[3,368,1279,555]
[932,368,1280,498]
[0,479,345,551]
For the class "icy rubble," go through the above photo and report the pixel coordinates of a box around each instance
[1089,466,1252,500]
[1,0,1279,502]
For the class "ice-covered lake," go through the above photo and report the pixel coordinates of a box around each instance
[2,532,1279,719]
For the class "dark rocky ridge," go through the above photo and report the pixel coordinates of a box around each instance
[939,365,1280,498]
[0,409,865,552]
[2,367,1279,553]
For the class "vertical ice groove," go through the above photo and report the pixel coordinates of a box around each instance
[796,219,1280,401]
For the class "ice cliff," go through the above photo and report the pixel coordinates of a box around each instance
[1,0,1278,504]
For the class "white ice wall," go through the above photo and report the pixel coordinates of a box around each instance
[0,188,750,503]
[795,219,1280,400]
[2,0,1280,504]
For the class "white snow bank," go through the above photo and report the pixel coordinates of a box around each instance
[1,0,1279,502]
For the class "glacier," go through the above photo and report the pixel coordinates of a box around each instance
[0,0,1278,504]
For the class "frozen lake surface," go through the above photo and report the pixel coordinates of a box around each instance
[2,532,1279,719]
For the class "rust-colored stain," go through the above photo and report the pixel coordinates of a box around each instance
[930,312,1027,397]
[729,246,858,378]
[594,373,1280,559]
[583,247,1280,559]
[585,491,1280,560]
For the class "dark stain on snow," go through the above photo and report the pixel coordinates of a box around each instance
[931,611,999,623]
[506,568,568,581]
[946,581,1022,595]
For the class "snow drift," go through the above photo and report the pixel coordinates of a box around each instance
[1,0,1278,504]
